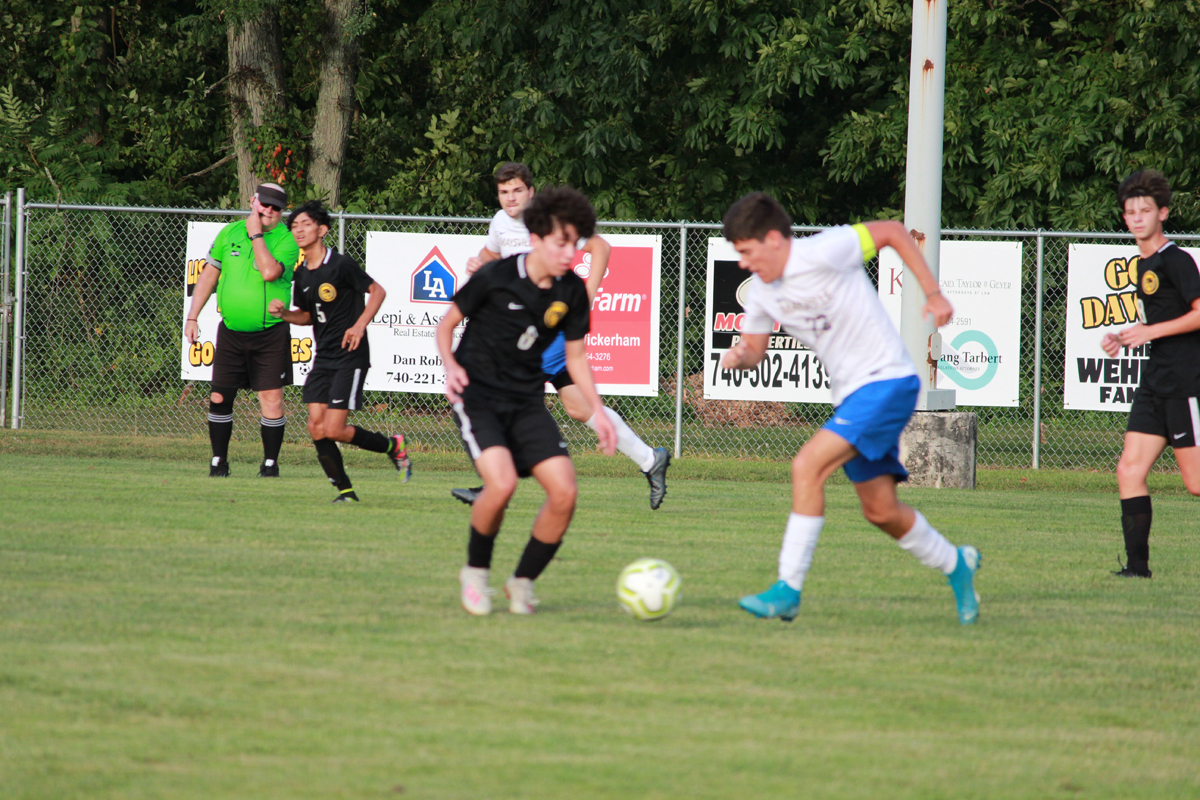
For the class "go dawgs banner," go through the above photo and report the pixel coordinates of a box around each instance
[360,231,663,395]
[180,221,314,384]
[1064,243,1200,411]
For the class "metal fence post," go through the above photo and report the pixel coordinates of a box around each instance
[11,188,25,429]
[1,191,10,428]
[1031,231,1045,468]
[673,224,687,458]
[337,210,345,253]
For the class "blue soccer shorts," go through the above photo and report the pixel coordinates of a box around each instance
[822,375,920,483]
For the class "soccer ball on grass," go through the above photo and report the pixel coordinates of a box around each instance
[617,558,681,620]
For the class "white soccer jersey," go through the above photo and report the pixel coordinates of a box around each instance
[741,225,916,406]
[484,209,532,258]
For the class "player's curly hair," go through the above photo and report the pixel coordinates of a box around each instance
[287,199,332,230]
[522,186,596,240]
[494,162,534,189]
[1117,170,1171,210]
[723,192,793,242]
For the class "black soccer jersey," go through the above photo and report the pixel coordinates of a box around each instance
[451,254,590,399]
[292,246,376,369]
[1135,242,1200,396]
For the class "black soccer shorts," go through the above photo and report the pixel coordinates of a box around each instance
[302,365,368,410]
[451,388,570,477]
[212,322,293,391]
[1126,388,1200,448]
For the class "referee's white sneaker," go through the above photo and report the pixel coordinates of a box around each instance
[459,566,493,616]
[504,576,539,615]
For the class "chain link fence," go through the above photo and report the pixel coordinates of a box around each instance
[3,200,1190,472]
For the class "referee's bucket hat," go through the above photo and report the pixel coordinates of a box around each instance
[255,183,288,210]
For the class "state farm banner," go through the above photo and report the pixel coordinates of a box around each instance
[180,221,314,384]
[1063,243,1200,411]
[363,232,662,396]
[878,241,1023,407]
[703,238,834,403]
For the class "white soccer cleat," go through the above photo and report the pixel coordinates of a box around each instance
[459,566,493,616]
[504,576,539,615]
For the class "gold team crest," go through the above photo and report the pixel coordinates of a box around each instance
[319,283,337,302]
[544,301,569,328]
[1141,270,1159,295]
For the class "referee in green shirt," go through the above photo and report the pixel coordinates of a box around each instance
[185,183,300,477]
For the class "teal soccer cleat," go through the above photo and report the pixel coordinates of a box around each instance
[738,580,801,622]
[947,545,982,625]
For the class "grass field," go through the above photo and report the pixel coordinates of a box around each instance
[2,431,1198,799]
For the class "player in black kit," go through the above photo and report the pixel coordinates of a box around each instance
[1101,170,1200,577]
[268,200,411,502]
[436,187,616,615]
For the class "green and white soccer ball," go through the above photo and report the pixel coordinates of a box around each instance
[617,558,681,621]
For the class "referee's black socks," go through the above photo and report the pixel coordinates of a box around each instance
[313,438,352,491]
[1120,495,1152,573]
[261,416,285,464]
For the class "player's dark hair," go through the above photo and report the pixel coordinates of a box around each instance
[494,162,534,189]
[723,192,793,242]
[1117,170,1171,210]
[523,186,596,240]
[288,199,332,231]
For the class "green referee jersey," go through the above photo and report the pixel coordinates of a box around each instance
[207,219,300,332]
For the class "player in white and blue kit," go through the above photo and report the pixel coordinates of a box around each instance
[720,192,982,625]
[453,163,671,508]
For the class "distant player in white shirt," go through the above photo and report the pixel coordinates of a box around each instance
[720,192,982,625]
[452,162,672,509]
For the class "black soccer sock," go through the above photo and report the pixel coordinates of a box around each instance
[208,393,235,460]
[260,416,285,463]
[513,537,562,581]
[350,426,389,453]
[1120,495,1153,569]
[467,526,497,570]
[313,438,352,491]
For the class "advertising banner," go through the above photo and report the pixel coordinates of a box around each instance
[1063,243,1200,411]
[878,241,1023,407]
[363,232,663,396]
[180,221,314,384]
[703,238,834,403]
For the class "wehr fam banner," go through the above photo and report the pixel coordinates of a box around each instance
[1064,243,1200,411]
[878,241,1023,407]
[180,221,314,384]
[703,238,834,403]
[363,232,663,396]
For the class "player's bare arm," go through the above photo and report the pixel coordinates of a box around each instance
[581,235,611,303]
[721,333,770,371]
[184,265,221,344]
[564,337,616,455]
[436,302,469,403]
[863,220,952,327]
[267,298,312,326]
[343,282,386,352]
[246,197,285,282]
[1115,297,1200,350]
[466,247,501,275]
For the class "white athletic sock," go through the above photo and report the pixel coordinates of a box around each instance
[586,407,656,471]
[896,511,959,575]
[778,513,824,591]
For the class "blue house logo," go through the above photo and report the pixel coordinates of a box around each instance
[411,247,457,304]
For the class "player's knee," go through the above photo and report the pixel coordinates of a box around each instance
[1116,456,1144,486]
[1183,474,1200,497]
[861,500,899,529]
[488,474,519,501]
[322,419,346,441]
[306,418,324,440]
[545,481,577,513]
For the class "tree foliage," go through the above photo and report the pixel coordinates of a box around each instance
[4,0,1200,229]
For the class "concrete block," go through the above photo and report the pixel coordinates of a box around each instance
[899,411,977,489]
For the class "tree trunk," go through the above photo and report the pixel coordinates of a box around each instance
[309,0,362,208]
[227,14,287,205]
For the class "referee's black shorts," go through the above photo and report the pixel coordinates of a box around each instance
[1127,388,1200,448]
[451,387,569,477]
[212,321,294,391]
